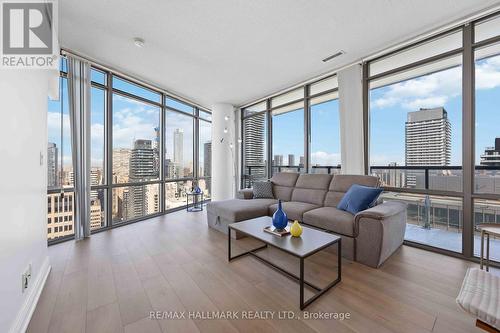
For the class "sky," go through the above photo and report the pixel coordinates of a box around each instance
[371,54,500,166]
[271,99,341,166]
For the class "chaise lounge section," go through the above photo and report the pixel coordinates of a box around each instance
[207,172,407,268]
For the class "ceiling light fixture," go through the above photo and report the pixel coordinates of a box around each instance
[133,37,145,48]
[322,50,345,63]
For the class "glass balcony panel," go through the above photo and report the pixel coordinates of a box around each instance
[382,192,463,253]
[474,198,500,262]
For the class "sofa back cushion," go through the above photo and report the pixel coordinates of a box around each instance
[270,172,300,201]
[324,175,380,207]
[291,174,332,205]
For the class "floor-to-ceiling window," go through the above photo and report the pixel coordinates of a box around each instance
[240,74,340,186]
[365,13,500,263]
[368,29,464,253]
[309,76,340,174]
[473,14,500,261]
[198,110,212,198]
[89,69,107,232]
[271,90,305,174]
[46,55,212,243]
[111,77,162,224]
[164,98,194,210]
[47,62,74,241]
[241,101,268,187]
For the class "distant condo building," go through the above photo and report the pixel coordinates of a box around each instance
[243,113,266,182]
[173,128,184,177]
[173,128,184,162]
[126,139,158,220]
[47,142,58,188]
[204,141,212,177]
[405,107,451,187]
[288,154,295,166]
[112,148,131,183]
[47,192,74,240]
[153,126,161,175]
[273,155,283,166]
[480,138,500,166]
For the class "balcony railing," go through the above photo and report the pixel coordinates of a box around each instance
[370,165,500,194]
[241,165,341,188]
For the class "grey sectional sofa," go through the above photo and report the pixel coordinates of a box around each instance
[207,172,407,268]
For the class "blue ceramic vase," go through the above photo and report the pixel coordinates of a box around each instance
[272,200,288,230]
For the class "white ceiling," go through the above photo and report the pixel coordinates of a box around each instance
[60,0,500,108]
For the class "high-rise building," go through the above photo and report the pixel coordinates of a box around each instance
[90,199,102,230]
[405,107,451,187]
[173,128,184,164]
[47,142,58,188]
[204,141,212,177]
[164,159,179,179]
[299,156,305,167]
[47,192,74,240]
[405,107,451,166]
[173,128,184,177]
[153,126,161,175]
[274,155,283,166]
[112,148,131,183]
[68,168,101,200]
[243,114,266,181]
[127,139,156,219]
[480,138,500,166]
[288,154,295,166]
[129,139,156,181]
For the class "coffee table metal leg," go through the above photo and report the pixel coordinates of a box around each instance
[299,239,342,310]
[487,232,490,272]
[227,226,267,262]
[338,238,342,282]
[228,226,231,262]
[480,230,484,270]
[300,258,305,310]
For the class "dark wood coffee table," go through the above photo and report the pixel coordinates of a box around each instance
[228,216,341,310]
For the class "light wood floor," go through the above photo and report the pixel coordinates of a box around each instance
[28,208,488,333]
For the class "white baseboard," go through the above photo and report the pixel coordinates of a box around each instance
[9,257,51,333]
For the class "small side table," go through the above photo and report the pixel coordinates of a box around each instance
[478,224,500,271]
[186,192,204,212]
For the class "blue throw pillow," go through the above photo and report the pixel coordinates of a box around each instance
[337,184,383,215]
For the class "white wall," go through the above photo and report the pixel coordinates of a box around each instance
[211,103,236,200]
[0,70,52,333]
[338,64,365,175]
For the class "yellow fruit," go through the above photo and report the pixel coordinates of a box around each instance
[290,220,302,237]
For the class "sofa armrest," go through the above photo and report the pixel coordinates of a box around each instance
[236,188,254,199]
[354,201,407,268]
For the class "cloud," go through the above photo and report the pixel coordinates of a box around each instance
[371,55,500,110]
[402,96,449,110]
[371,66,461,111]
[310,151,340,166]
[47,112,70,142]
[476,56,500,89]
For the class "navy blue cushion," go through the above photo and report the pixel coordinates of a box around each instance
[337,184,383,215]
